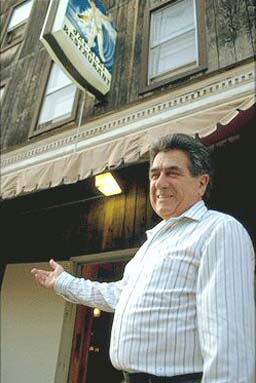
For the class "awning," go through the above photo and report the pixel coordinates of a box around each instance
[1,96,254,200]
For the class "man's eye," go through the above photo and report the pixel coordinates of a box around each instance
[166,171,179,177]
[150,173,158,180]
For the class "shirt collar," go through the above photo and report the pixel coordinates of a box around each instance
[178,200,208,222]
[146,200,207,239]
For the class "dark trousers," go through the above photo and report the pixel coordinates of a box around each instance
[122,372,202,383]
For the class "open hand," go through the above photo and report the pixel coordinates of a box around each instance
[31,259,64,289]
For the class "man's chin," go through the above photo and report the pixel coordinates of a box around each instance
[156,208,176,220]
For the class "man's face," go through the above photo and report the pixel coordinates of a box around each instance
[149,149,209,220]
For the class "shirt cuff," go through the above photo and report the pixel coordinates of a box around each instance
[54,271,75,295]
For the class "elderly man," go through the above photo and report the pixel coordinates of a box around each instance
[32,133,255,383]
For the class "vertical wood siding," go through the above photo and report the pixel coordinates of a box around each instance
[1,163,159,262]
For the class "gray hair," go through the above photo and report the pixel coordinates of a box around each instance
[149,133,214,202]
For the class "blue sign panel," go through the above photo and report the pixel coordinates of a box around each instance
[66,0,116,73]
[40,0,117,99]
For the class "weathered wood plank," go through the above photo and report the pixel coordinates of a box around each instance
[109,0,128,107]
[110,192,126,248]
[19,0,50,58]
[205,0,220,71]
[85,198,106,252]
[101,190,126,251]
[118,0,138,105]
[102,196,115,250]
[232,0,254,61]
[123,176,137,247]
[2,50,51,149]
[214,0,237,68]
[133,175,148,246]
[0,0,18,15]
[246,0,256,53]
[128,0,147,101]
[214,0,254,65]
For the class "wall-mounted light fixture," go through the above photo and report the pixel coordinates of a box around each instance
[95,172,122,196]
[93,307,101,318]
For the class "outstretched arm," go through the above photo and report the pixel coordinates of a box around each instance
[31,259,64,289]
[31,257,134,312]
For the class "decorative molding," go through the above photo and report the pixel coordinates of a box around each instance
[1,62,255,176]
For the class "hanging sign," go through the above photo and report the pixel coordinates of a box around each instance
[40,0,117,99]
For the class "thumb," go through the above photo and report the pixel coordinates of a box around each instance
[49,259,60,270]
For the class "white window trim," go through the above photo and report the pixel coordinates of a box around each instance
[0,79,9,103]
[29,61,79,136]
[150,25,196,49]
[148,0,198,83]
[7,0,34,32]
[140,0,207,93]
[0,86,5,100]
[45,81,74,98]
[193,0,199,67]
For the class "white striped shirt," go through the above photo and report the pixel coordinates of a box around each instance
[55,201,255,382]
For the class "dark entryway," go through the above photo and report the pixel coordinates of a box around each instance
[68,259,129,383]
[86,310,122,383]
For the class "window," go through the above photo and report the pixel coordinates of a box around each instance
[2,0,33,48]
[30,62,78,137]
[7,0,33,31]
[0,86,5,102]
[0,79,9,104]
[38,63,77,124]
[141,0,207,92]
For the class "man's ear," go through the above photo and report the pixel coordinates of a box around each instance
[198,174,210,197]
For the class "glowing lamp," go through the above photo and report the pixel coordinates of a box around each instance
[95,172,122,196]
[93,308,101,318]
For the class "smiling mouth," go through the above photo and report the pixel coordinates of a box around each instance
[156,194,173,199]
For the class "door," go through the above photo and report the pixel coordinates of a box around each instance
[68,259,127,383]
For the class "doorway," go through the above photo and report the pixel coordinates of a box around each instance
[86,261,125,383]
[68,250,136,383]
[86,310,121,383]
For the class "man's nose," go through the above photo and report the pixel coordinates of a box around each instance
[155,172,169,188]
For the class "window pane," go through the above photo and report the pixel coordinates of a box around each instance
[8,0,33,31]
[148,0,198,82]
[38,85,76,124]
[0,86,5,100]
[149,30,196,79]
[150,0,194,47]
[46,63,73,95]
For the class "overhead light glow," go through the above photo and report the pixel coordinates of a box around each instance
[93,308,101,318]
[95,172,122,196]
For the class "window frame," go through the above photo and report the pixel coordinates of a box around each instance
[140,0,207,93]
[0,0,34,51]
[0,77,10,108]
[29,60,80,138]
[0,78,9,104]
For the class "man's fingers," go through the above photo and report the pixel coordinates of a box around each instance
[49,259,60,270]
[31,260,63,289]
[33,272,46,285]
[31,268,50,277]
[32,271,54,288]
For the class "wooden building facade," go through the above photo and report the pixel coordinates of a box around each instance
[0,1,255,382]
